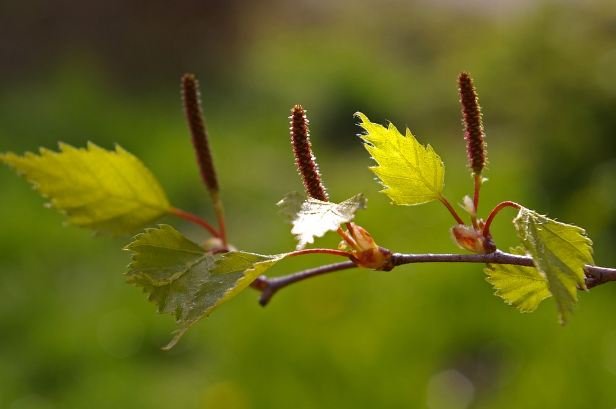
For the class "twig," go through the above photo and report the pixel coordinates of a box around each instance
[391,250,533,267]
[585,265,616,289]
[251,261,356,306]
[251,249,616,306]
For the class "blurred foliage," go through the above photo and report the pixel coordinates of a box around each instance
[1,1,616,408]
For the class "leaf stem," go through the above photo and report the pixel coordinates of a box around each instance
[170,207,220,238]
[482,201,522,237]
[288,248,352,258]
[438,195,466,225]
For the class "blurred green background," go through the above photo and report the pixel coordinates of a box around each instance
[1,0,616,408]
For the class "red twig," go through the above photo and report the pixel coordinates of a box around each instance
[170,207,220,238]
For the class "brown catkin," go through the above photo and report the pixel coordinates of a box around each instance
[290,105,329,201]
[182,73,219,195]
[458,72,487,176]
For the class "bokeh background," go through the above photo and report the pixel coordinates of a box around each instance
[1,0,616,408]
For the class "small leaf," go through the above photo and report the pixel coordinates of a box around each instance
[513,207,594,324]
[278,193,367,249]
[1,143,171,234]
[485,247,551,313]
[277,191,304,222]
[125,225,286,349]
[356,112,445,206]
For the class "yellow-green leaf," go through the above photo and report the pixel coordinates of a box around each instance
[211,251,288,305]
[1,142,171,234]
[277,192,367,249]
[485,247,551,313]
[125,225,286,349]
[514,207,593,324]
[355,112,445,205]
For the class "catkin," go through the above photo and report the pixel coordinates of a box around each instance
[290,105,329,201]
[458,72,487,176]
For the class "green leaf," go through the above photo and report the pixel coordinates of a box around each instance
[355,112,445,206]
[278,192,367,249]
[513,207,594,324]
[485,247,551,313]
[125,225,285,349]
[1,142,171,234]
[212,251,287,303]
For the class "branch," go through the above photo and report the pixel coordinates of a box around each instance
[391,250,533,267]
[251,250,616,306]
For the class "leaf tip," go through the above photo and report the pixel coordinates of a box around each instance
[354,111,367,122]
[162,328,189,351]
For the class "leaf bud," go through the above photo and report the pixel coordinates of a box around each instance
[451,224,495,254]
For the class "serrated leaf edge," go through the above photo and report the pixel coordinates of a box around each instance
[1,142,172,234]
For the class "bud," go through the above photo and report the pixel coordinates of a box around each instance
[202,237,236,254]
[345,223,393,270]
[458,72,487,176]
[451,224,495,254]
[290,105,329,201]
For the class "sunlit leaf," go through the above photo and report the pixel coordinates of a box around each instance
[485,246,551,313]
[355,112,445,205]
[0,142,171,234]
[125,225,285,349]
[277,191,304,222]
[514,207,593,324]
[278,192,367,249]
